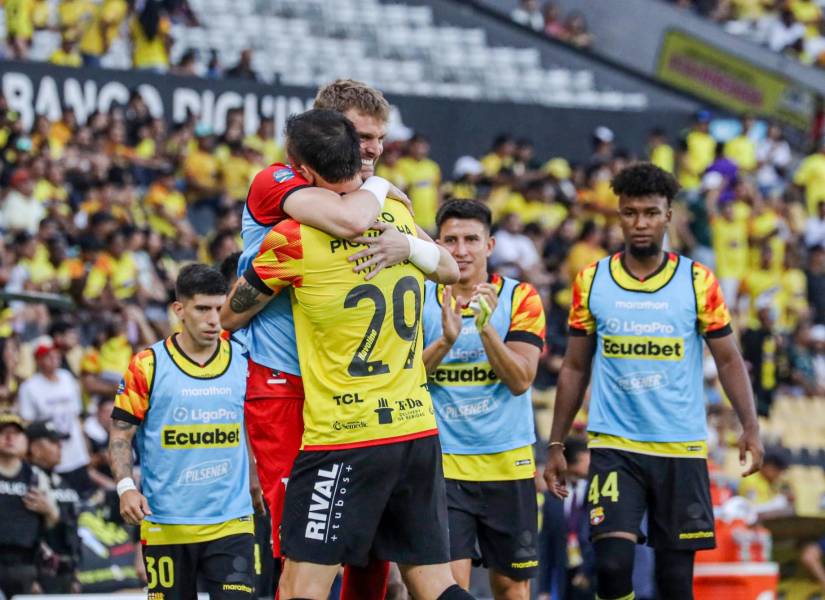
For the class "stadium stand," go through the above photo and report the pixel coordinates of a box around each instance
[0,0,823,598]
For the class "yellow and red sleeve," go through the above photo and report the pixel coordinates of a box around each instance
[244,219,305,296]
[506,282,546,350]
[111,348,155,425]
[568,262,598,336]
[693,262,732,338]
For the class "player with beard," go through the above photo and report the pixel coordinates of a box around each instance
[543,163,764,600]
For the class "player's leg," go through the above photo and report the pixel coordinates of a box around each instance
[373,436,471,600]
[244,362,305,559]
[277,561,339,600]
[340,558,390,600]
[279,444,402,599]
[647,455,715,600]
[199,533,256,599]
[474,479,538,600]
[587,449,648,600]
[444,479,483,590]
[398,563,476,600]
[143,542,198,600]
[653,549,696,600]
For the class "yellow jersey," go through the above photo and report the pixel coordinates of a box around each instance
[711,215,748,280]
[724,135,757,172]
[249,200,438,450]
[650,143,675,174]
[396,157,441,232]
[794,152,825,216]
[79,0,128,56]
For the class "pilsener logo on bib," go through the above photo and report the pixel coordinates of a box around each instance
[601,336,684,361]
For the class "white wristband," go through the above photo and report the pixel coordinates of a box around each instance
[116,477,137,497]
[360,176,390,210]
[406,235,440,274]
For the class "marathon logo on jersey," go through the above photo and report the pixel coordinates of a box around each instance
[431,362,499,386]
[615,371,669,394]
[180,386,233,398]
[161,424,241,448]
[590,507,605,526]
[305,463,350,543]
[614,300,669,311]
[273,167,295,183]
[601,336,684,361]
[178,459,232,486]
[605,318,675,335]
[440,396,499,421]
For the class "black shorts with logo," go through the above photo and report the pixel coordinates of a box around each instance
[280,434,450,567]
[446,478,538,580]
[587,448,716,551]
[142,533,255,600]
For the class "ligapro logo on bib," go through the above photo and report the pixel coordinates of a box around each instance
[172,405,239,423]
[606,319,675,335]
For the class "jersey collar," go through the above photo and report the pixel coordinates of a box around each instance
[610,252,680,293]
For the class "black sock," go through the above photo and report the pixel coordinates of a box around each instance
[437,583,476,600]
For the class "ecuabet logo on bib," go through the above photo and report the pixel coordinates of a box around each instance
[273,168,295,183]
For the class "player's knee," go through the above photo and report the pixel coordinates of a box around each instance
[437,583,476,599]
[489,571,529,600]
[654,549,695,600]
[593,537,635,599]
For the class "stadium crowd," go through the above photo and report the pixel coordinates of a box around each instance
[509,0,595,49]
[0,72,822,596]
[666,0,825,70]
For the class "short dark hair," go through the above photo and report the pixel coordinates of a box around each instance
[610,162,680,204]
[436,200,492,236]
[285,109,361,183]
[219,251,241,285]
[175,263,228,300]
[563,436,589,465]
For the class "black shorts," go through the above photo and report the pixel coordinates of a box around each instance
[142,533,255,600]
[446,478,538,580]
[281,434,450,567]
[587,448,715,551]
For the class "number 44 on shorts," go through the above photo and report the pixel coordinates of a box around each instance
[587,471,619,504]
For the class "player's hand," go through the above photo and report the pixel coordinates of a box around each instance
[441,286,464,345]
[544,447,569,499]
[388,184,414,216]
[470,283,498,331]
[349,221,410,281]
[739,427,764,477]
[120,490,152,525]
[23,488,54,517]
[250,476,266,516]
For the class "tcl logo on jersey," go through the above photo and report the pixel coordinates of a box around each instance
[601,336,684,361]
[431,363,499,386]
[161,424,241,448]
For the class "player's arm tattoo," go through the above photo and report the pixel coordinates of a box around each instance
[230,280,264,313]
[108,419,137,482]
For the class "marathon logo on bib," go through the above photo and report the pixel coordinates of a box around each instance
[601,336,684,361]
[161,424,241,448]
[431,362,498,386]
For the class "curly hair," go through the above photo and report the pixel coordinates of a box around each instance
[313,79,390,123]
[610,162,680,204]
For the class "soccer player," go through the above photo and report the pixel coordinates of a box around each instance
[222,109,473,600]
[109,264,255,600]
[238,81,451,598]
[421,200,545,599]
[543,163,764,600]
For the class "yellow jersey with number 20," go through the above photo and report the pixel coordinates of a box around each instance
[247,199,438,451]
